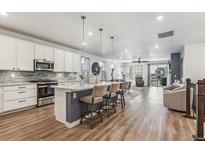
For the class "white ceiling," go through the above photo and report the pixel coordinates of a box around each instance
[1,12,205,60]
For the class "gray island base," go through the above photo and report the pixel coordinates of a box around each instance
[53,83,111,128]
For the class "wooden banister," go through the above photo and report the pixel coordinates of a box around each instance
[183,78,196,119]
[193,80,205,141]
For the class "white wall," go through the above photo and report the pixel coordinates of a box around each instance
[184,43,205,83]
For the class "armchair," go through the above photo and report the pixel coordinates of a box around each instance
[135,76,144,87]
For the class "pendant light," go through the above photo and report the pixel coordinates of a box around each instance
[81,16,86,64]
[99,28,103,67]
[110,36,115,69]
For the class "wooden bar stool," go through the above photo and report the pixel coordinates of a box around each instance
[117,81,130,109]
[103,82,120,117]
[79,85,108,129]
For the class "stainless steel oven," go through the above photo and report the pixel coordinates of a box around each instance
[30,80,58,106]
[34,59,54,71]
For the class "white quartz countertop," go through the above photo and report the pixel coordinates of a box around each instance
[58,80,81,83]
[0,82,36,87]
[53,82,112,92]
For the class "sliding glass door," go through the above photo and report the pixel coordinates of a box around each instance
[148,64,168,87]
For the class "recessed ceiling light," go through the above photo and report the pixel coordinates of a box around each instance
[156,15,164,21]
[155,43,159,49]
[0,12,8,16]
[124,49,128,53]
[82,42,86,46]
[88,32,93,36]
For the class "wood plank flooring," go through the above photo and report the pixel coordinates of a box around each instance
[0,87,196,141]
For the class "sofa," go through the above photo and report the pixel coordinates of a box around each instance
[163,84,193,112]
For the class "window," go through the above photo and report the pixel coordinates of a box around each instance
[101,61,107,81]
[81,57,90,83]
[121,64,143,80]
[133,65,143,77]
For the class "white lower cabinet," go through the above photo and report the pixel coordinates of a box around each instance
[3,88,36,102]
[4,97,36,112]
[1,84,37,113]
[0,88,2,113]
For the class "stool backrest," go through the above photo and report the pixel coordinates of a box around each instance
[111,83,120,93]
[92,85,108,97]
[122,81,130,90]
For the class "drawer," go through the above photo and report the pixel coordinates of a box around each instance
[3,84,37,92]
[0,88,2,113]
[3,88,37,102]
[3,97,37,112]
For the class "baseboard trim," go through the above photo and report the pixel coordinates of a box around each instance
[0,105,36,116]
[55,117,81,128]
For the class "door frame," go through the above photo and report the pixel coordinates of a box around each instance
[148,63,169,87]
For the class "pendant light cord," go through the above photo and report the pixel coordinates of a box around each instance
[81,16,86,58]
[99,28,103,62]
[111,36,114,64]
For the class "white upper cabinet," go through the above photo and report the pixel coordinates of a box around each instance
[72,53,81,73]
[35,44,54,61]
[54,48,65,72]
[64,51,73,72]
[0,35,16,70]
[0,34,81,73]
[16,39,34,71]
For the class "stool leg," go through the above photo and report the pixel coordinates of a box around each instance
[116,93,118,105]
[123,93,126,106]
[80,102,83,124]
[121,94,124,109]
[90,105,94,129]
[80,114,83,124]
[115,95,118,105]
[113,97,116,113]
[107,98,110,117]
[98,103,103,122]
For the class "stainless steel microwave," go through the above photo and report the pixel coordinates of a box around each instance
[34,59,54,71]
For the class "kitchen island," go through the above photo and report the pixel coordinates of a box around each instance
[53,82,111,128]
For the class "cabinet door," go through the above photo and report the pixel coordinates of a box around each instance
[35,44,54,61]
[64,51,73,72]
[0,88,2,113]
[54,48,65,72]
[72,53,81,73]
[16,39,34,71]
[0,35,16,70]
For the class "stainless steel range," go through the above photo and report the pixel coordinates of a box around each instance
[30,80,58,106]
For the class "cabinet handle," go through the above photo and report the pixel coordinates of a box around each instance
[18,86,26,89]
[18,100,26,103]
[18,91,26,94]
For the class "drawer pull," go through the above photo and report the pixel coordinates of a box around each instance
[18,91,26,94]
[18,100,26,103]
[18,86,26,89]
[38,85,48,88]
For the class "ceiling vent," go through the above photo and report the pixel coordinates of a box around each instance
[158,30,174,39]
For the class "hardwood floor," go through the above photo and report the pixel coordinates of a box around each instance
[0,87,196,141]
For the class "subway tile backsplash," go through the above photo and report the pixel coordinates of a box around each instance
[0,71,78,83]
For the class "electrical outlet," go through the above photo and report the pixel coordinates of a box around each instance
[73,93,77,98]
